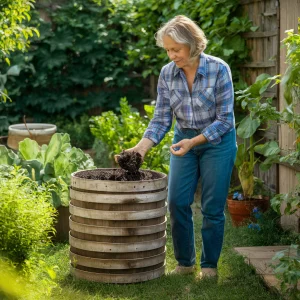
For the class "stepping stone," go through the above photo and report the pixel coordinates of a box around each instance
[234,246,298,293]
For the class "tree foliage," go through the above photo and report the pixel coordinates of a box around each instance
[0,0,39,63]
[0,0,251,128]
[125,0,253,81]
[0,0,143,123]
[0,0,39,102]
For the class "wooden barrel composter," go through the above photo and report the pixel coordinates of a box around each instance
[70,169,168,284]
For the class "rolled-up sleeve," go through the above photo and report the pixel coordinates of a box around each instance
[143,67,173,145]
[202,64,235,145]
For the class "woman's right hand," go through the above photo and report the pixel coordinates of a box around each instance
[114,138,154,164]
[114,146,146,164]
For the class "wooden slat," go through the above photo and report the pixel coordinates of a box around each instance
[69,216,167,236]
[71,169,167,193]
[70,264,165,284]
[242,62,276,68]
[243,31,277,38]
[263,92,277,98]
[240,0,263,5]
[70,233,167,253]
[70,188,167,204]
[70,251,166,269]
[69,203,167,221]
[263,10,277,17]
[239,0,279,212]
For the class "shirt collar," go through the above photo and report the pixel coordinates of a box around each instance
[173,52,207,77]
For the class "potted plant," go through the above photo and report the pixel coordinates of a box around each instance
[228,74,281,226]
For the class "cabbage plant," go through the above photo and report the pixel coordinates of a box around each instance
[0,133,95,207]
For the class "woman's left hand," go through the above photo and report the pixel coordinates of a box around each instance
[170,139,194,156]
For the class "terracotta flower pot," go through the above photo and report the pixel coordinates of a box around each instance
[227,195,270,227]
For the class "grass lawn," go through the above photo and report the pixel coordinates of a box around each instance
[45,208,295,300]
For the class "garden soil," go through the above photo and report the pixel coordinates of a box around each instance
[75,151,160,181]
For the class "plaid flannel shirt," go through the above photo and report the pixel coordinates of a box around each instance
[143,52,235,145]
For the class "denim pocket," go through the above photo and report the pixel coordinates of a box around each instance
[174,126,199,141]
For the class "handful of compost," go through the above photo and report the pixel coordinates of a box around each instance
[116,150,143,173]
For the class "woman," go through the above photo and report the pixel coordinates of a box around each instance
[120,15,237,278]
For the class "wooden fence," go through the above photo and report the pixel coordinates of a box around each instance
[278,0,300,232]
[241,0,300,232]
[240,0,279,196]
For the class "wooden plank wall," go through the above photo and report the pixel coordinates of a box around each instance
[240,0,279,194]
[278,0,300,232]
[240,0,279,84]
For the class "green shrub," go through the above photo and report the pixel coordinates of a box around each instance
[92,139,113,168]
[90,98,173,173]
[0,0,251,124]
[272,244,300,300]
[0,255,58,300]
[0,0,144,121]
[56,114,95,149]
[0,169,56,264]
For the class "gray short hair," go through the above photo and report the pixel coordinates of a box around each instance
[155,15,208,59]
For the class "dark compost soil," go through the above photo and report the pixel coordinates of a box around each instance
[75,169,160,181]
[75,151,161,181]
[117,150,143,173]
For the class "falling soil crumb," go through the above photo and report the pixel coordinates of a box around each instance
[75,169,161,181]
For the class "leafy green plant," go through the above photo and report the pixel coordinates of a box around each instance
[253,24,300,213]
[90,98,173,173]
[0,132,95,207]
[0,167,56,264]
[0,64,22,103]
[272,244,300,300]
[265,106,300,217]
[0,0,39,101]
[56,114,95,149]
[234,74,280,199]
[281,19,300,106]
[254,24,300,300]
[254,110,300,214]
[92,139,113,168]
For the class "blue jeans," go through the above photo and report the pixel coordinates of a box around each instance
[168,126,237,268]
